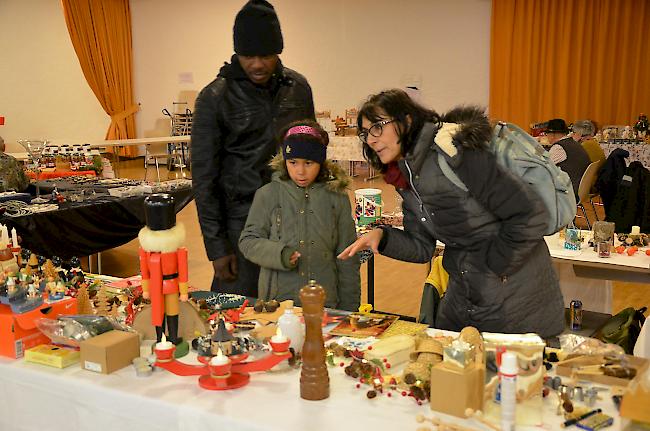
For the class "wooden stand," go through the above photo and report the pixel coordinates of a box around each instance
[299,280,329,400]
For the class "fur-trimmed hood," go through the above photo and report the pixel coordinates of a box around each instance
[408,106,492,172]
[138,223,186,253]
[268,153,351,193]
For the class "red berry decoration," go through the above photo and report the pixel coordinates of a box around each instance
[339,362,345,367]
[367,346,372,350]
[401,391,407,397]
[386,363,391,369]
[387,392,392,397]
[383,358,387,362]
[356,383,361,389]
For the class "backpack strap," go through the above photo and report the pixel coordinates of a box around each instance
[437,152,468,192]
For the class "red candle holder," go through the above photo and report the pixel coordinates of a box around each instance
[208,360,232,378]
[269,338,291,354]
[155,346,292,391]
[154,345,176,362]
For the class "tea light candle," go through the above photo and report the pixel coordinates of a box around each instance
[210,348,230,366]
[10,228,18,248]
[156,333,173,351]
[271,327,288,344]
[631,225,641,235]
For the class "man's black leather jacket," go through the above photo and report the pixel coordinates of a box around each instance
[191,55,315,260]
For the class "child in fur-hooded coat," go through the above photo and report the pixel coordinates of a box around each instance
[239,123,360,311]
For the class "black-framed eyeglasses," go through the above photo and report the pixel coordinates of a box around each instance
[358,119,395,144]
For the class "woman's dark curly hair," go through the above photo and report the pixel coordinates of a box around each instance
[357,89,440,172]
[276,119,331,182]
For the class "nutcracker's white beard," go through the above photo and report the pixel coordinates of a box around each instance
[138,223,186,253]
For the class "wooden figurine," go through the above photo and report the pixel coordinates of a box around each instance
[76,284,93,315]
[95,285,111,315]
[138,194,189,345]
[299,280,329,400]
[0,246,18,275]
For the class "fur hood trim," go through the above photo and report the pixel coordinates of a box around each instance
[269,153,351,193]
[138,223,186,253]
[439,105,492,153]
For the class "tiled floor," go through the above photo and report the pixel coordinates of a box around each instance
[97,158,650,319]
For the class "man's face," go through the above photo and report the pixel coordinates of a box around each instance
[238,55,279,85]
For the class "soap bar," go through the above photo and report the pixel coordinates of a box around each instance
[364,335,415,367]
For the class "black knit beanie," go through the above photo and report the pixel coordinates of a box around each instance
[233,0,283,56]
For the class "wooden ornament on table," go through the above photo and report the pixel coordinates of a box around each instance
[299,280,329,401]
[95,285,111,316]
[42,259,57,281]
[76,284,92,315]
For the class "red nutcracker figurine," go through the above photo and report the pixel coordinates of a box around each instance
[138,194,188,345]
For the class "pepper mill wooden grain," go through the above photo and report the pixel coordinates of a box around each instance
[299,280,329,400]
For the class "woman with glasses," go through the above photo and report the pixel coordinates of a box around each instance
[338,89,564,338]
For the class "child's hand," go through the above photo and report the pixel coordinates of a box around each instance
[337,229,384,260]
[290,251,301,265]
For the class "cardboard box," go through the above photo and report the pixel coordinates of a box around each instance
[482,332,545,427]
[556,354,648,388]
[25,344,80,368]
[430,362,485,417]
[80,330,139,374]
[620,362,650,423]
[0,297,77,359]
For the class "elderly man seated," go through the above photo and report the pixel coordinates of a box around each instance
[0,136,29,192]
[548,120,592,198]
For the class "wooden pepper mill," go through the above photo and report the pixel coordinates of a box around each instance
[299,280,329,400]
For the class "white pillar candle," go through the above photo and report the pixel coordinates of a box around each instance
[1,225,8,246]
[210,348,230,366]
[155,333,173,350]
[271,327,288,343]
[10,228,18,248]
[631,225,641,235]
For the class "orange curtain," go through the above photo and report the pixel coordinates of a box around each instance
[61,0,139,157]
[490,0,650,131]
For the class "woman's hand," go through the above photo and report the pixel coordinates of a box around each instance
[337,229,384,260]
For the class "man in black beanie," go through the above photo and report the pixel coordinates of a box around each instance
[192,0,315,297]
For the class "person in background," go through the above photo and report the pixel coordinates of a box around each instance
[542,118,570,147]
[549,119,593,197]
[239,120,360,311]
[574,120,606,163]
[191,0,315,296]
[0,136,29,192]
[338,89,564,338]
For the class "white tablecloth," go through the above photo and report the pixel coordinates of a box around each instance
[0,328,626,431]
[600,142,650,169]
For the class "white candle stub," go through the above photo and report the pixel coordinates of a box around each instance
[11,228,18,248]
[210,348,230,366]
[156,333,173,350]
[631,225,641,235]
[271,327,288,343]
[1,225,8,246]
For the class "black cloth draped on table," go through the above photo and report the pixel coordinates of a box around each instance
[0,188,193,260]
[606,161,650,233]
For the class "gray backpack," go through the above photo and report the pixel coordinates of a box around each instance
[438,121,576,235]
